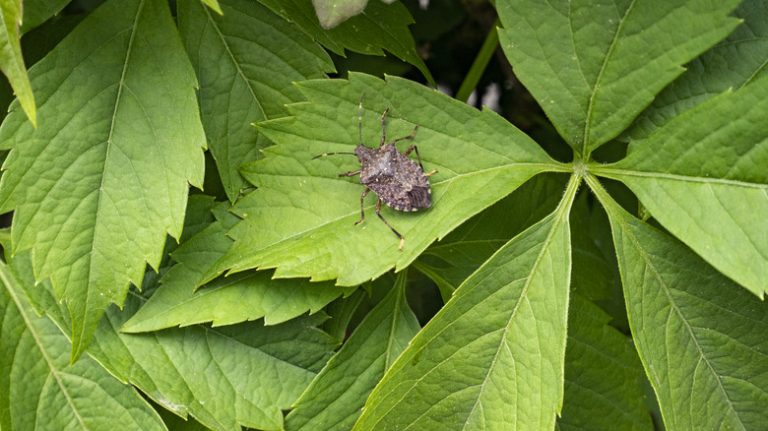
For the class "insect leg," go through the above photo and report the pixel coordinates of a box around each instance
[339,170,361,177]
[403,143,426,171]
[354,187,371,225]
[379,108,390,147]
[392,125,419,145]
[375,198,405,250]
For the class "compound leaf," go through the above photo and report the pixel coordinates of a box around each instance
[557,295,652,431]
[201,73,559,287]
[0,0,35,125]
[256,0,434,84]
[594,75,768,296]
[178,0,333,201]
[628,0,768,140]
[0,261,166,431]
[0,0,206,359]
[352,175,578,431]
[285,272,420,431]
[591,177,768,430]
[497,0,741,156]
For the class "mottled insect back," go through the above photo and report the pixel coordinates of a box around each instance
[315,103,435,250]
[355,143,432,212]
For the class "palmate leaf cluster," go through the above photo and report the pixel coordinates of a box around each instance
[0,0,766,430]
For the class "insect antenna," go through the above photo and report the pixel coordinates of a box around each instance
[312,151,356,159]
[358,95,365,145]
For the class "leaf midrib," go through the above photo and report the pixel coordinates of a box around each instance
[0,264,90,430]
[594,166,768,189]
[581,0,638,158]
[72,0,145,357]
[200,1,267,120]
[619,218,747,430]
[367,175,579,431]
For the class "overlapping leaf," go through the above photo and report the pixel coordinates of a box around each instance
[0,261,166,431]
[21,0,70,33]
[594,75,768,296]
[628,0,768,140]
[590,176,768,430]
[199,73,559,286]
[557,295,652,431]
[285,272,419,431]
[0,0,206,359]
[92,303,335,431]
[0,0,35,125]
[352,175,578,431]
[178,0,334,201]
[257,0,434,83]
[6,238,338,431]
[122,200,353,332]
[497,0,741,156]
[415,173,566,298]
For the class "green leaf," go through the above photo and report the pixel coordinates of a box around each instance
[21,0,70,33]
[628,1,768,140]
[92,301,335,431]
[589,175,768,430]
[178,0,334,201]
[122,269,354,332]
[256,0,434,84]
[6,243,337,431]
[416,173,566,298]
[0,0,36,126]
[0,261,166,431]
[593,75,768,296]
[557,295,652,431]
[497,0,741,156]
[352,175,578,431]
[321,290,364,342]
[0,0,206,359]
[122,200,352,332]
[202,73,559,287]
[285,271,420,431]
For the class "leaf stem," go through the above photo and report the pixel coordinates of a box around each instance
[455,19,500,103]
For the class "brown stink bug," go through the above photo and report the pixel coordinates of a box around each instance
[314,101,435,250]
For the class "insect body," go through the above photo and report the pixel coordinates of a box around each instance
[316,104,435,250]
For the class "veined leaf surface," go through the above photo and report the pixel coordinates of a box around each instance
[0,261,166,431]
[590,176,768,430]
[285,272,420,431]
[178,0,333,201]
[558,295,652,431]
[497,0,741,156]
[594,75,768,296]
[628,0,768,140]
[352,175,578,431]
[0,0,206,359]
[122,202,353,332]
[202,73,560,287]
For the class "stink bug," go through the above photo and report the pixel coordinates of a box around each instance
[314,102,435,250]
